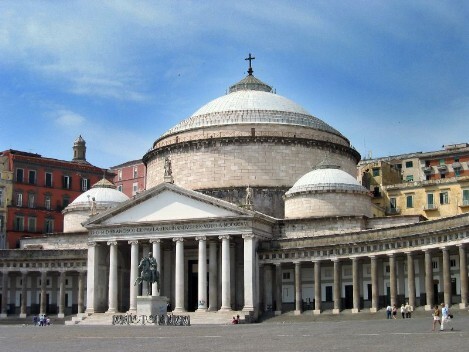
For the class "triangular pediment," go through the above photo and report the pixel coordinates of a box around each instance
[86,183,251,226]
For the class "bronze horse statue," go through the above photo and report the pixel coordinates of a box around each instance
[134,252,159,295]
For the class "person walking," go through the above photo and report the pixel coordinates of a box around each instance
[432,305,441,331]
[386,304,392,319]
[392,304,397,319]
[400,304,406,319]
[440,303,453,331]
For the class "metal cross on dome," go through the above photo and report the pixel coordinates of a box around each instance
[245,53,255,75]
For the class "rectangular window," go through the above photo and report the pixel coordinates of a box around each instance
[28,170,36,184]
[463,190,469,206]
[390,197,397,209]
[44,219,54,233]
[372,168,380,176]
[325,286,333,302]
[81,178,90,191]
[62,175,72,189]
[16,168,24,182]
[63,197,70,209]
[440,191,449,205]
[117,185,123,192]
[28,193,35,208]
[14,216,24,231]
[432,261,438,269]
[132,182,138,196]
[406,195,413,208]
[450,259,457,268]
[16,192,23,207]
[0,188,3,207]
[455,169,461,177]
[439,159,445,165]
[406,175,413,182]
[45,172,53,187]
[427,193,434,208]
[28,217,36,232]
[45,195,51,210]
[405,161,413,168]
[282,272,291,280]
[118,169,122,181]
[133,167,138,178]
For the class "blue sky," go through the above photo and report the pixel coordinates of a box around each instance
[0,1,467,168]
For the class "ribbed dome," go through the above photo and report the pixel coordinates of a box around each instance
[160,75,343,138]
[286,166,368,196]
[70,179,129,207]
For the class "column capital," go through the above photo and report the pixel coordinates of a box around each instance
[312,259,322,264]
[173,237,184,243]
[457,243,467,249]
[242,234,257,240]
[87,241,98,247]
[107,241,118,246]
[441,246,449,252]
[149,239,161,244]
[274,262,282,267]
[219,235,231,240]
[195,236,207,241]
[128,240,139,245]
[387,252,396,258]
[293,261,301,266]
[331,257,340,263]
[351,257,359,263]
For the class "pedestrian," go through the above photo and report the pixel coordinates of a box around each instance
[440,303,453,331]
[432,305,441,331]
[400,304,406,319]
[392,304,397,319]
[405,302,412,318]
[386,304,392,319]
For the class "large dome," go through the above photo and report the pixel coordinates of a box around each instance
[160,76,343,138]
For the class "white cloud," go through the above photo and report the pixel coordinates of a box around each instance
[54,110,86,127]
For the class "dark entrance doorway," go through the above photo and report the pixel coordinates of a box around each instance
[433,282,439,305]
[344,285,353,309]
[188,260,198,311]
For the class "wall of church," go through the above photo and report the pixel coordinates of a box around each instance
[284,192,372,219]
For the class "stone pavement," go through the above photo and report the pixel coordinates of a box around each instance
[0,310,468,352]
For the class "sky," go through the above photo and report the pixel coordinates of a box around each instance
[0,1,468,168]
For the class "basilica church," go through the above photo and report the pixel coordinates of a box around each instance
[1,60,468,323]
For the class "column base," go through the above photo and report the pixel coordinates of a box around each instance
[369,307,378,313]
[208,307,218,312]
[425,305,433,311]
[459,303,467,309]
[294,310,302,315]
[172,308,187,313]
[332,309,340,315]
[127,309,137,315]
[313,309,321,315]
[85,308,95,314]
[105,309,117,314]
[196,308,208,312]
[274,310,282,316]
[351,308,360,314]
[19,313,27,318]
[219,306,232,312]
[57,313,65,318]
[0,313,7,318]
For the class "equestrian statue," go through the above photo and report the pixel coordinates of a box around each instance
[134,252,160,295]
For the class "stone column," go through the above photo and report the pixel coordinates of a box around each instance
[370,256,379,312]
[196,236,208,311]
[40,271,47,315]
[163,248,172,303]
[274,263,282,315]
[352,257,360,313]
[459,244,468,308]
[208,240,218,311]
[85,242,97,314]
[424,249,434,310]
[389,254,397,307]
[58,272,66,318]
[294,262,302,315]
[0,272,8,318]
[243,234,257,312]
[173,238,185,312]
[128,240,139,313]
[406,252,416,310]
[20,272,27,318]
[263,265,273,311]
[333,259,341,314]
[106,241,118,313]
[151,239,161,297]
[442,247,452,307]
[313,260,321,314]
[219,235,231,311]
[77,272,85,314]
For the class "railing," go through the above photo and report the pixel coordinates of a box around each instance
[385,207,401,215]
[424,203,438,210]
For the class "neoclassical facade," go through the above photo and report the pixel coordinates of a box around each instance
[1,66,468,323]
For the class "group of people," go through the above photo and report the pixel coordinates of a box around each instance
[231,315,241,324]
[386,302,413,319]
[32,315,50,326]
[432,303,453,331]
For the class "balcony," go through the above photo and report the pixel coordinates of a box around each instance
[424,203,438,211]
[452,162,462,170]
[385,207,401,215]
[437,164,448,173]
[460,199,469,208]
[422,166,433,174]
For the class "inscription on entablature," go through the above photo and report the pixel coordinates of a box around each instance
[90,220,250,237]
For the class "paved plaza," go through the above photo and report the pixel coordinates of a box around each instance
[1,312,468,352]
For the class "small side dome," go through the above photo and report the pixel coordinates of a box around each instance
[285,166,372,219]
[63,178,129,232]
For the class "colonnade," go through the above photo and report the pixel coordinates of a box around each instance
[263,244,468,314]
[0,270,85,318]
[86,234,259,315]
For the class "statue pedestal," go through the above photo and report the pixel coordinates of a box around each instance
[136,296,168,316]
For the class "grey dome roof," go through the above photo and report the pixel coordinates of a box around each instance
[286,166,368,196]
[69,178,129,207]
[160,75,343,138]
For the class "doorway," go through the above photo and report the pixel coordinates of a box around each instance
[344,285,353,309]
